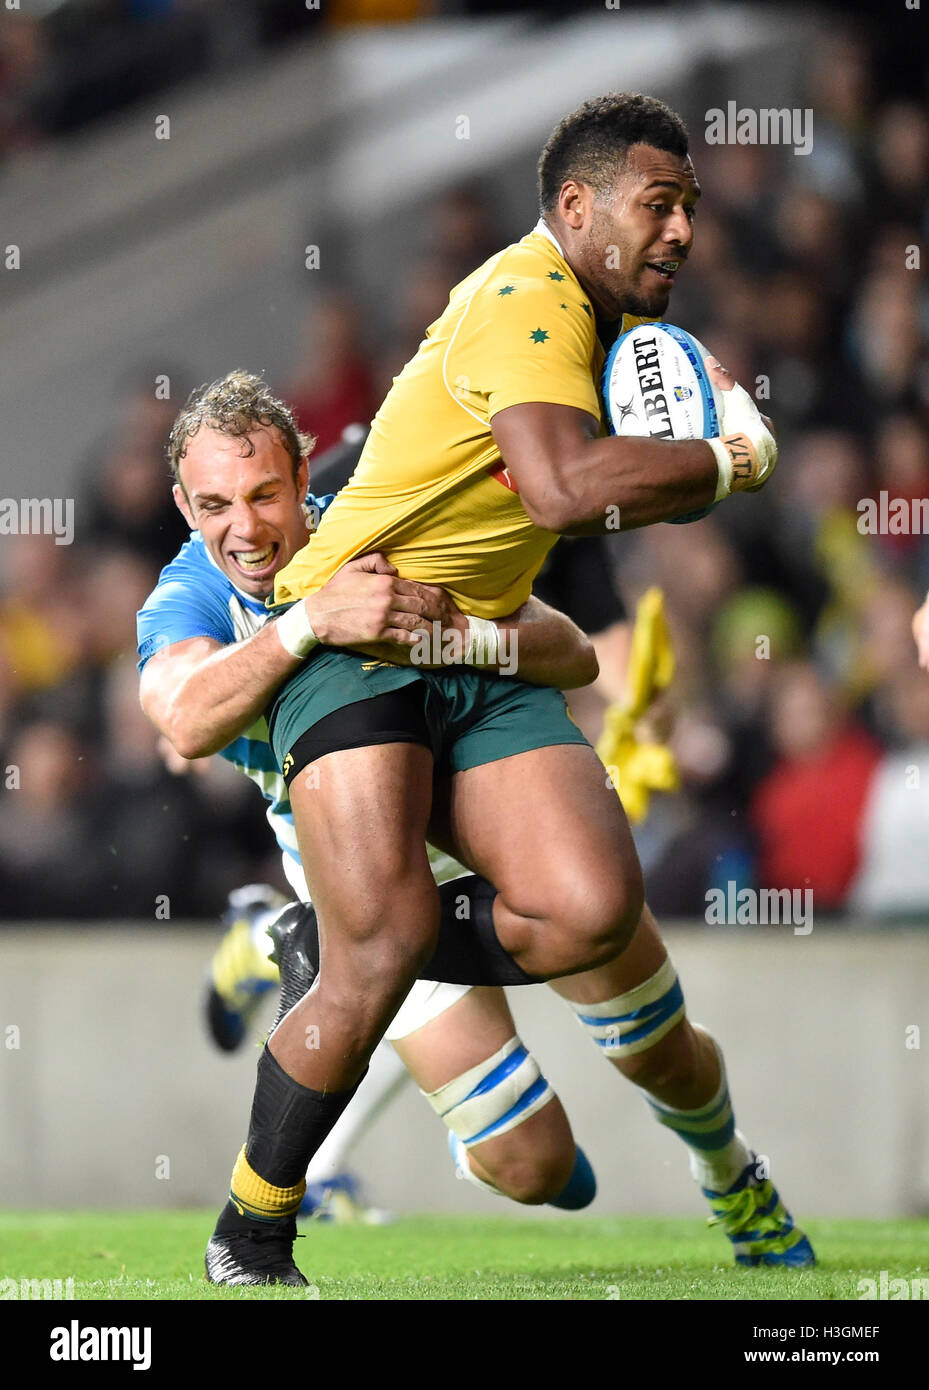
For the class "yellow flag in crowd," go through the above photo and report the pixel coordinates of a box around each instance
[596,586,679,824]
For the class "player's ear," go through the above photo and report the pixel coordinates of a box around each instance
[558,179,588,229]
[173,481,196,531]
[295,456,309,500]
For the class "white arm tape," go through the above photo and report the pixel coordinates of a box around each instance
[275,601,319,659]
[708,437,735,502]
[465,614,500,667]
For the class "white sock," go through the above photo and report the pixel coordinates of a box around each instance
[687,1127,754,1194]
[305,1042,408,1183]
[642,1037,753,1193]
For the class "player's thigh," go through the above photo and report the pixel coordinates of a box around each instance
[289,741,436,943]
[446,742,642,920]
[269,651,438,931]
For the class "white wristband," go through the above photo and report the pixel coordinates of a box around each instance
[464,614,500,667]
[276,601,319,659]
[707,437,734,502]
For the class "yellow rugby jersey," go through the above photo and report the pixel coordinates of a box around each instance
[275,222,649,619]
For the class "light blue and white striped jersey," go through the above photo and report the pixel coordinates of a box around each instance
[137,494,466,893]
[136,494,334,869]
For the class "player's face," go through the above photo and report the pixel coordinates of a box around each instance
[580,145,699,320]
[173,426,310,597]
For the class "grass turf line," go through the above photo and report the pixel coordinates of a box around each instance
[0,1212,925,1300]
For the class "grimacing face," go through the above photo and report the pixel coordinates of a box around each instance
[173,425,310,598]
[574,143,700,320]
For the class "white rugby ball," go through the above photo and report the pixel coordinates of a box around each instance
[602,321,723,523]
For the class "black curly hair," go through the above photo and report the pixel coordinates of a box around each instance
[538,93,689,215]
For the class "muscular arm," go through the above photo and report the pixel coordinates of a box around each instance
[495,595,598,688]
[490,401,718,532]
[341,591,598,690]
[141,626,300,760]
[140,555,450,759]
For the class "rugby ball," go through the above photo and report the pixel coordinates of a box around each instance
[602,321,723,523]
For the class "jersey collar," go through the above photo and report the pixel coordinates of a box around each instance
[534,216,624,346]
[532,217,568,261]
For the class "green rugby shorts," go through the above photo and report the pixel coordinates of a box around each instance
[267,647,589,781]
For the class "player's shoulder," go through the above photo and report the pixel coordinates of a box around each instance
[140,532,227,613]
[468,225,596,329]
[137,532,259,670]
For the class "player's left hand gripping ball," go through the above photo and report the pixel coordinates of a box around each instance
[601,322,776,522]
[705,357,777,494]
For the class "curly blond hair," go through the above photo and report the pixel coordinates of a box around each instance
[167,369,315,485]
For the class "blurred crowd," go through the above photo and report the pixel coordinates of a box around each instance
[2,22,929,921]
[0,372,287,917]
[626,32,929,919]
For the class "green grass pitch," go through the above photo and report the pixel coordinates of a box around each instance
[1,1211,926,1300]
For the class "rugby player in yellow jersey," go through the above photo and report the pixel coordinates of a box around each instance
[207,94,806,1285]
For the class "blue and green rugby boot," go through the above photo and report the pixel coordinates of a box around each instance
[704,1155,816,1268]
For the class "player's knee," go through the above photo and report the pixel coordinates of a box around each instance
[424,1037,570,1199]
[362,919,438,977]
[326,888,438,978]
[555,874,644,970]
[318,909,438,1027]
[480,1141,576,1206]
[344,927,439,1007]
[611,871,646,953]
